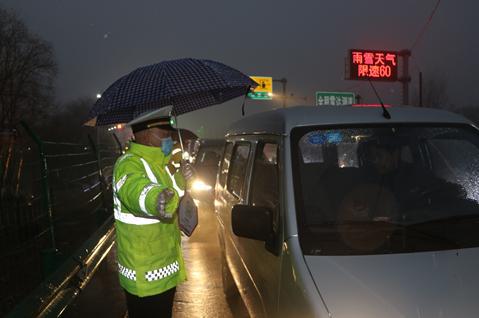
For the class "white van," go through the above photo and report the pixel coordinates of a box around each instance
[214,105,479,318]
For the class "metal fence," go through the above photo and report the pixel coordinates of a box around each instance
[0,123,121,316]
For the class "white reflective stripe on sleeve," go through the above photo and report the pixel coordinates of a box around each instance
[117,153,133,164]
[139,183,161,215]
[171,148,181,155]
[140,158,158,183]
[115,175,128,192]
[165,166,185,197]
[113,193,160,225]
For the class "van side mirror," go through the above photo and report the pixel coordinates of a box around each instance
[232,205,272,241]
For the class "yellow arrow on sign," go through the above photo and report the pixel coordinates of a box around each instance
[250,76,273,94]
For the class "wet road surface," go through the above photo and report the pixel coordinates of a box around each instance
[173,202,248,318]
[65,202,248,318]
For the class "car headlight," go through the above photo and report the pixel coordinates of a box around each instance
[191,179,212,192]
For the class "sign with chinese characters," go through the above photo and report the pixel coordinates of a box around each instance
[316,91,355,106]
[248,76,273,100]
[349,49,398,81]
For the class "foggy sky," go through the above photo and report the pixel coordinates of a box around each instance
[1,0,479,136]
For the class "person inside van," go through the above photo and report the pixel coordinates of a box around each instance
[338,139,468,223]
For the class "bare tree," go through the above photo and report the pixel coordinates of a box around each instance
[37,97,95,142]
[413,73,451,109]
[0,7,57,131]
[452,105,479,126]
[36,97,118,150]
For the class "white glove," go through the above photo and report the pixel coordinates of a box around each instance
[156,188,175,220]
[180,160,195,181]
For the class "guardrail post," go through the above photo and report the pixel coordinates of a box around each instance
[20,121,56,250]
[87,134,108,219]
[20,121,61,276]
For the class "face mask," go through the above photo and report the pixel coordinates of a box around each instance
[160,137,173,155]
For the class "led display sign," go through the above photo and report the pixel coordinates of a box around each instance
[349,49,398,81]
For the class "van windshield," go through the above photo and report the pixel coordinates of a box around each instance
[291,124,479,255]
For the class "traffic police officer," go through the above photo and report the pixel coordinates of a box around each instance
[112,108,194,317]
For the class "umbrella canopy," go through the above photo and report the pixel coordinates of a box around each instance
[87,58,257,126]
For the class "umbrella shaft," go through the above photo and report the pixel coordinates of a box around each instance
[174,114,185,156]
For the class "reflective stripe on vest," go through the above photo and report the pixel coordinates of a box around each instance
[117,153,133,164]
[114,193,160,225]
[141,156,184,197]
[113,166,161,225]
[145,260,180,282]
[139,183,161,215]
[115,174,128,192]
[140,158,158,183]
[118,262,136,281]
[165,166,185,197]
[113,156,182,225]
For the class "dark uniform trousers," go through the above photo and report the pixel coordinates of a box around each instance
[125,288,176,318]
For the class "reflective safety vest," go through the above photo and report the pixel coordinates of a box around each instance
[112,142,187,297]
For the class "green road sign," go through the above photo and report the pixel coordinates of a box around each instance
[248,91,273,100]
[316,91,355,106]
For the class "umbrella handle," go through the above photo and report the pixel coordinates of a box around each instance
[241,85,251,116]
[173,114,192,191]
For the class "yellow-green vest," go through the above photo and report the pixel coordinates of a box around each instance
[112,142,186,297]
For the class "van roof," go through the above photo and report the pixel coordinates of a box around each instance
[226,105,472,136]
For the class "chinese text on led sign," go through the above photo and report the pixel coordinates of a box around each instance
[349,49,398,81]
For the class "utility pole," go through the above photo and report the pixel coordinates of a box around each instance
[355,94,362,104]
[419,71,423,107]
[273,78,287,108]
[399,50,411,105]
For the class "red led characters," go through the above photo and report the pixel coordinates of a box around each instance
[350,50,398,81]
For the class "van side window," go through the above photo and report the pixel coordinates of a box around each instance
[219,142,234,187]
[251,143,279,213]
[227,143,251,198]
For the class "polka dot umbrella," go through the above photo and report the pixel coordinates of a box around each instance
[86,58,258,126]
